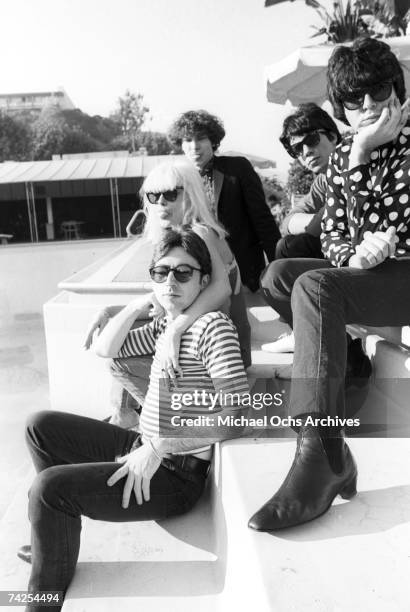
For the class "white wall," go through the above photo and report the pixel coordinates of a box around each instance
[0,238,126,320]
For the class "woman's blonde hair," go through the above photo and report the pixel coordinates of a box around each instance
[141,159,227,242]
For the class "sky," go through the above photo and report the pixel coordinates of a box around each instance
[0,0,331,178]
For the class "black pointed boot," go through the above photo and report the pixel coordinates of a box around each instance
[248,425,357,531]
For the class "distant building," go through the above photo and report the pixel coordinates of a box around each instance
[0,88,75,115]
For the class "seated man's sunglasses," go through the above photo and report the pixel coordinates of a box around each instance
[290,130,324,158]
[145,187,183,204]
[342,81,393,111]
[149,264,202,283]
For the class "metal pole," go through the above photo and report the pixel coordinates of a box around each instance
[25,182,38,242]
[114,178,121,237]
[29,183,39,242]
[46,195,55,240]
[109,179,117,238]
[109,178,121,238]
[25,183,34,242]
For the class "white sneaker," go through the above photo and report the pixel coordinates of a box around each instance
[262,332,295,353]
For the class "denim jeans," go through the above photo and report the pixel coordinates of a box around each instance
[25,411,207,611]
[260,257,410,419]
[110,354,152,413]
[109,317,153,415]
[275,234,323,261]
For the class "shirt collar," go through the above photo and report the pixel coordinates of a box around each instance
[200,157,214,177]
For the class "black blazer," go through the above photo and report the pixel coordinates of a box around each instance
[213,155,280,291]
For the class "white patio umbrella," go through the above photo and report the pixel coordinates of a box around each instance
[265,35,410,106]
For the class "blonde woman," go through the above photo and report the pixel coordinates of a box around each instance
[85,160,251,427]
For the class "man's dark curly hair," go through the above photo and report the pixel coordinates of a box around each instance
[327,37,406,125]
[280,103,341,159]
[168,110,226,151]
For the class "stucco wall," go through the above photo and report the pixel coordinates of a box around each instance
[0,238,127,321]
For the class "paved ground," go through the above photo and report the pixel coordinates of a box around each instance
[0,314,49,519]
[1,315,410,612]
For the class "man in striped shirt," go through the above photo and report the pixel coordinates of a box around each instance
[21,228,248,608]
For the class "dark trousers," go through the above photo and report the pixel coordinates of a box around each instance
[275,233,323,260]
[260,257,410,419]
[25,411,206,611]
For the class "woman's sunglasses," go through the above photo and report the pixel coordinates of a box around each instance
[342,81,393,111]
[145,187,183,204]
[290,130,323,158]
[149,264,202,283]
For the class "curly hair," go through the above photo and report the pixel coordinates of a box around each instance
[327,37,406,125]
[280,103,341,158]
[168,110,226,150]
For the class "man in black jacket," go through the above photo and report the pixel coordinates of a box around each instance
[168,110,280,291]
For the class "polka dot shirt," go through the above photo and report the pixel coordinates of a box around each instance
[321,123,410,267]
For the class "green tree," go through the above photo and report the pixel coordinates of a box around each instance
[135,131,171,155]
[110,130,171,155]
[31,107,98,160]
[0,112,31,161]
[110,90,150,153]
[260,175,290,227]
[286,159,314,195]
[60,109,121,145]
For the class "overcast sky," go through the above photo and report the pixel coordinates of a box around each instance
[1,0,330,176]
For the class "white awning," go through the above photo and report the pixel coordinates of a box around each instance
[0,154,183,184]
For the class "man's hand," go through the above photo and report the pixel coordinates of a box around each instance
[83,309,112,349]
[107,443,161,508]
[349,227,397,269]
[350,98,409,167]
[158,325,183,388]
[149,293,165,319]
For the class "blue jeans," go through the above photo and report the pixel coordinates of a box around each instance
[25,411,207,611]
[261,257,410,419]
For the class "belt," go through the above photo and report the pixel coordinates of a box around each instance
[129,436,211,479]
[162,454,211,479]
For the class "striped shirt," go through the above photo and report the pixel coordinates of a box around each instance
[118,311,249,442]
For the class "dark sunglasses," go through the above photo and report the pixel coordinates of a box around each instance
[342,81,393,111]
[149,264,202,283]
[290,130,324,158]
[145,187,183,204]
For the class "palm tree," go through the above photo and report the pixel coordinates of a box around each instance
[265,0,410,40]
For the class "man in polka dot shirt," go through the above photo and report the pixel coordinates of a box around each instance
[249,37,410,533]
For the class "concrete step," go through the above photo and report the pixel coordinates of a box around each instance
[248,304,289,343]
[220,437,410,612]
[249,340,293,378]
[62,477,220,612]
[348,327,410,424]
[352,324,410,350]
[2,437,410,611]
[0,468,221,612]
[0,471,33,592]
[246,298,410,424]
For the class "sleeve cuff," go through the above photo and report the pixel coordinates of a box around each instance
[342,164,371,196]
